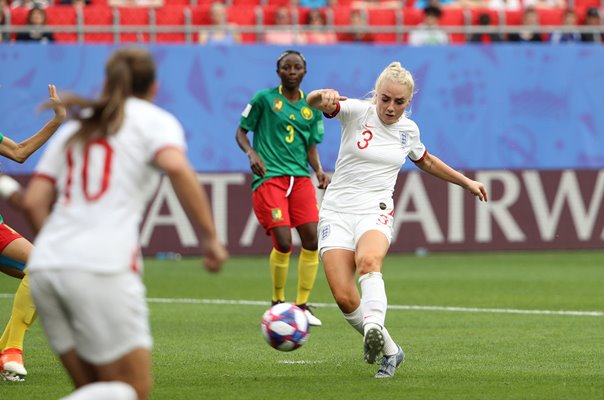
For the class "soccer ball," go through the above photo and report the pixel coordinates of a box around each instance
[260,303,309,351]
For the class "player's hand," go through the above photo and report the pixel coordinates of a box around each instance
[202,238,228,273]
[316,170,330,189]
[47,84,67,122]
[467,180,488,202]
[248,150,266,178]
[318,89,347,108]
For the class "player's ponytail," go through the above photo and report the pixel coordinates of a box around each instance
[59,47,156,144]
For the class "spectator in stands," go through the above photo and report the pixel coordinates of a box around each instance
[549,9,581,43]
[198,2,241,45]
[58,0,90,8]
[581,7,603,43]
[524,0,566,9]
[299,0,337,8]
[469,13,503,44]
[408,5,449,46]
[9,0,51,9]
[304,9,337,44]
[15,6,54,43]
[414,0,457,10]
[264,6,306,45]
[108,0,162,6]
[339,9,375,43]
[488,0,521,11]
[507,6,543,42]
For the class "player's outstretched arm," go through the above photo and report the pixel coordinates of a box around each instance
[307,89,347,114]
[155,147,229,272]
[415,152,488,202]
[0,85,66,163]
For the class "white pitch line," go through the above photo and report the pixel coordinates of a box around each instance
[2,294,602,317]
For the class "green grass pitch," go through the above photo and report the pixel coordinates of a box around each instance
[1,251,603,399]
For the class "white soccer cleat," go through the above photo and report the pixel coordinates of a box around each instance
[375,344,405,378]
[297,304,322,327]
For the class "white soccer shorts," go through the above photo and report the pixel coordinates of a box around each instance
[318,208,394,258]
[29,269,152,365]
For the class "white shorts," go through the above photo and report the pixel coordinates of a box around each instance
[318,208,394,258]
[29,269,152,365]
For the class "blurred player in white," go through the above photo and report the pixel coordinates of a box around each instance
[307,62,488,378]
[0,85,66,382]
[23,47,228,400]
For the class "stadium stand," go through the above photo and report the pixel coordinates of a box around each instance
[3,2,604,44]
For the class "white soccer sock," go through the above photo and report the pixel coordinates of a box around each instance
[60,382,138,400]
[359,272,387,330]
[381,327,399,356]
[343,306,364,335]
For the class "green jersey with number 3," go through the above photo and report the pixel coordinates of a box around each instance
[240,86,324,191]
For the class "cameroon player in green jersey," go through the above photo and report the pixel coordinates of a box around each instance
[235,50,328,326]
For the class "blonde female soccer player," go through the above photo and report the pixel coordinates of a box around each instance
[307,62,488,378]
[24,47,228,400]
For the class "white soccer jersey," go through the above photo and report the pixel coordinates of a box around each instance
[321,99,426,214]
[27,98,186,274]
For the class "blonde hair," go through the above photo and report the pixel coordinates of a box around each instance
[370,62,415,104]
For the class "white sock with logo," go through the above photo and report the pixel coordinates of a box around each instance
[359,271,387,330]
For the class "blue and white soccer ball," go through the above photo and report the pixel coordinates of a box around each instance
[261,303,309,352]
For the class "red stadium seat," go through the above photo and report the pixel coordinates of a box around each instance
[7,8,29,41]
[367,7,400,43]
[401,7,423,43]
[440,8,466,44]
[537,7,565,26]
[504,10,524,26]
[116,7,151,43]
[231,0,263,4]
[83,6,116,43]
[46,5,79,43]
[228,5,258,43]
[330,6,353,41]
[265,0,291,6]
[191,4,212,26]
[153,5,190,43]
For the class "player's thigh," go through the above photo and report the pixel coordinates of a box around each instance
[0,224,31,263]
[289,177,319,229]
[353,213,392,274]
[252,178,292,233]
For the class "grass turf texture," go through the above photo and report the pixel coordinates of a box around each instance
[0,251,603,399]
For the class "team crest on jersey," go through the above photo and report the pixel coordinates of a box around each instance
[273,99,283,112]
[400,131,408,146]
[320,225,331,240]
[271,208,283,222]
[301,106,313,120]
